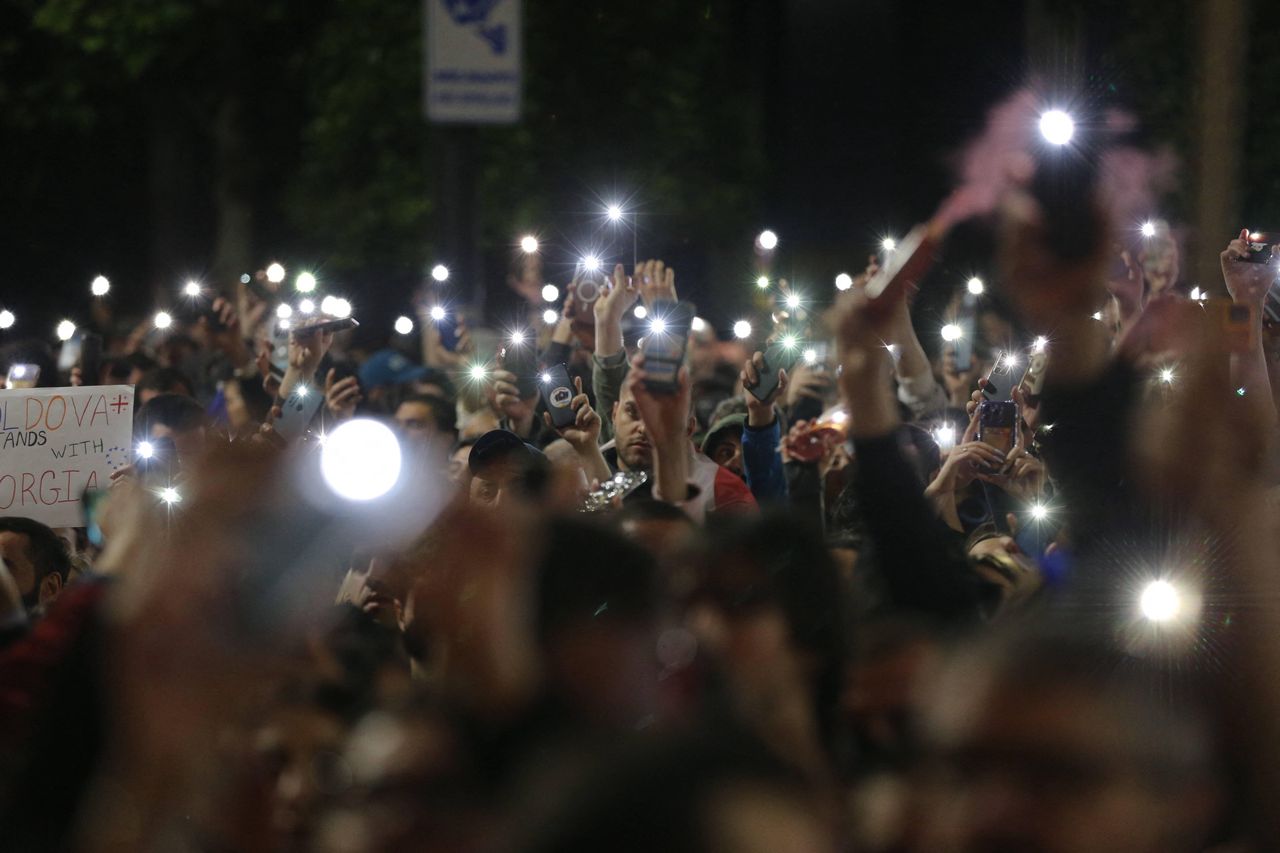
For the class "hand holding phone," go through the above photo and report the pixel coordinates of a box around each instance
[862,222,941,313]
[299,316,359,336]
[540,364,579,430]
[638,300,695,394]
[745,342,796,404]
[976,400,1017,457]
[5,363,40,389]
[540,370,602,454]
[1238,231,1274,265]
[499,332,539,398]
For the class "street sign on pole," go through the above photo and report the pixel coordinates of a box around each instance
[425,0,522,124]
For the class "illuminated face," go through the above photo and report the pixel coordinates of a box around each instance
[334,553,417,627]
[468,460,522,508]
[612,384,652,472]
[710,434,744,478]
[394,401,439,446]
[0,532,36,600]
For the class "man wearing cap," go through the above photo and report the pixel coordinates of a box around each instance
[358,349,456,410]
[467,429,551,510]
[702,413,746,480]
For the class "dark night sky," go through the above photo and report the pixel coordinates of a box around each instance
[0,1,1141,341]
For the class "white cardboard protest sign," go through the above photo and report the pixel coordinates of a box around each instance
[0,385,134,527]
[425,0,522,123]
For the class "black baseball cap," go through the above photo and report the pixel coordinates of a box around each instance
[468,428,548,477]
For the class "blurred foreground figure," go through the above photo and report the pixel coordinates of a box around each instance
[906,626,1224,853]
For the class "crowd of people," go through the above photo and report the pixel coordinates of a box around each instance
[3,117,1280,853]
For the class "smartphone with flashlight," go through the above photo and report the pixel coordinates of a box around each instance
[864,223,939,309]
[540,363,577,430]
[574,269,605,305]
[79,332,102,387]
[1239,232,1275,265]
[299,317,359,336]
[639,300,696,394]
[273,383,324,441]
[981,353,1020,400]
[5,363,40,389]
[500,336,540,398]
[976,400,1017,456]
[748,340,798,402]
[135,436,177,484]
[952,316,976,373]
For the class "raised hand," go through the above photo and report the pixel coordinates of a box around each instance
[324,368,362,421]
[783,361,834,410]
[928,440,1008,495]
[490,368,536,436]
[1221,228,1274,308]
[206,296,252,368]
[544,376,612,485]
[595,263,639,323]
[741,351,787,427]
[634,258,677,308]
[287,320,334,378]
[626,353,692,503]
[987,447,1047,503]
[626,353,691,450]
[832,287,900,438]
[544,376,600,449]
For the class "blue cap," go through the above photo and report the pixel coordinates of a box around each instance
[358,349,431,390]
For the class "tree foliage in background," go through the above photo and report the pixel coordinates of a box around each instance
[15,0,1280,325]
[284,0,767,287]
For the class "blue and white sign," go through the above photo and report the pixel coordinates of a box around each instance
[425,0,522,124]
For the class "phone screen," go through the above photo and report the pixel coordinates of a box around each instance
[977,400,1017,455]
